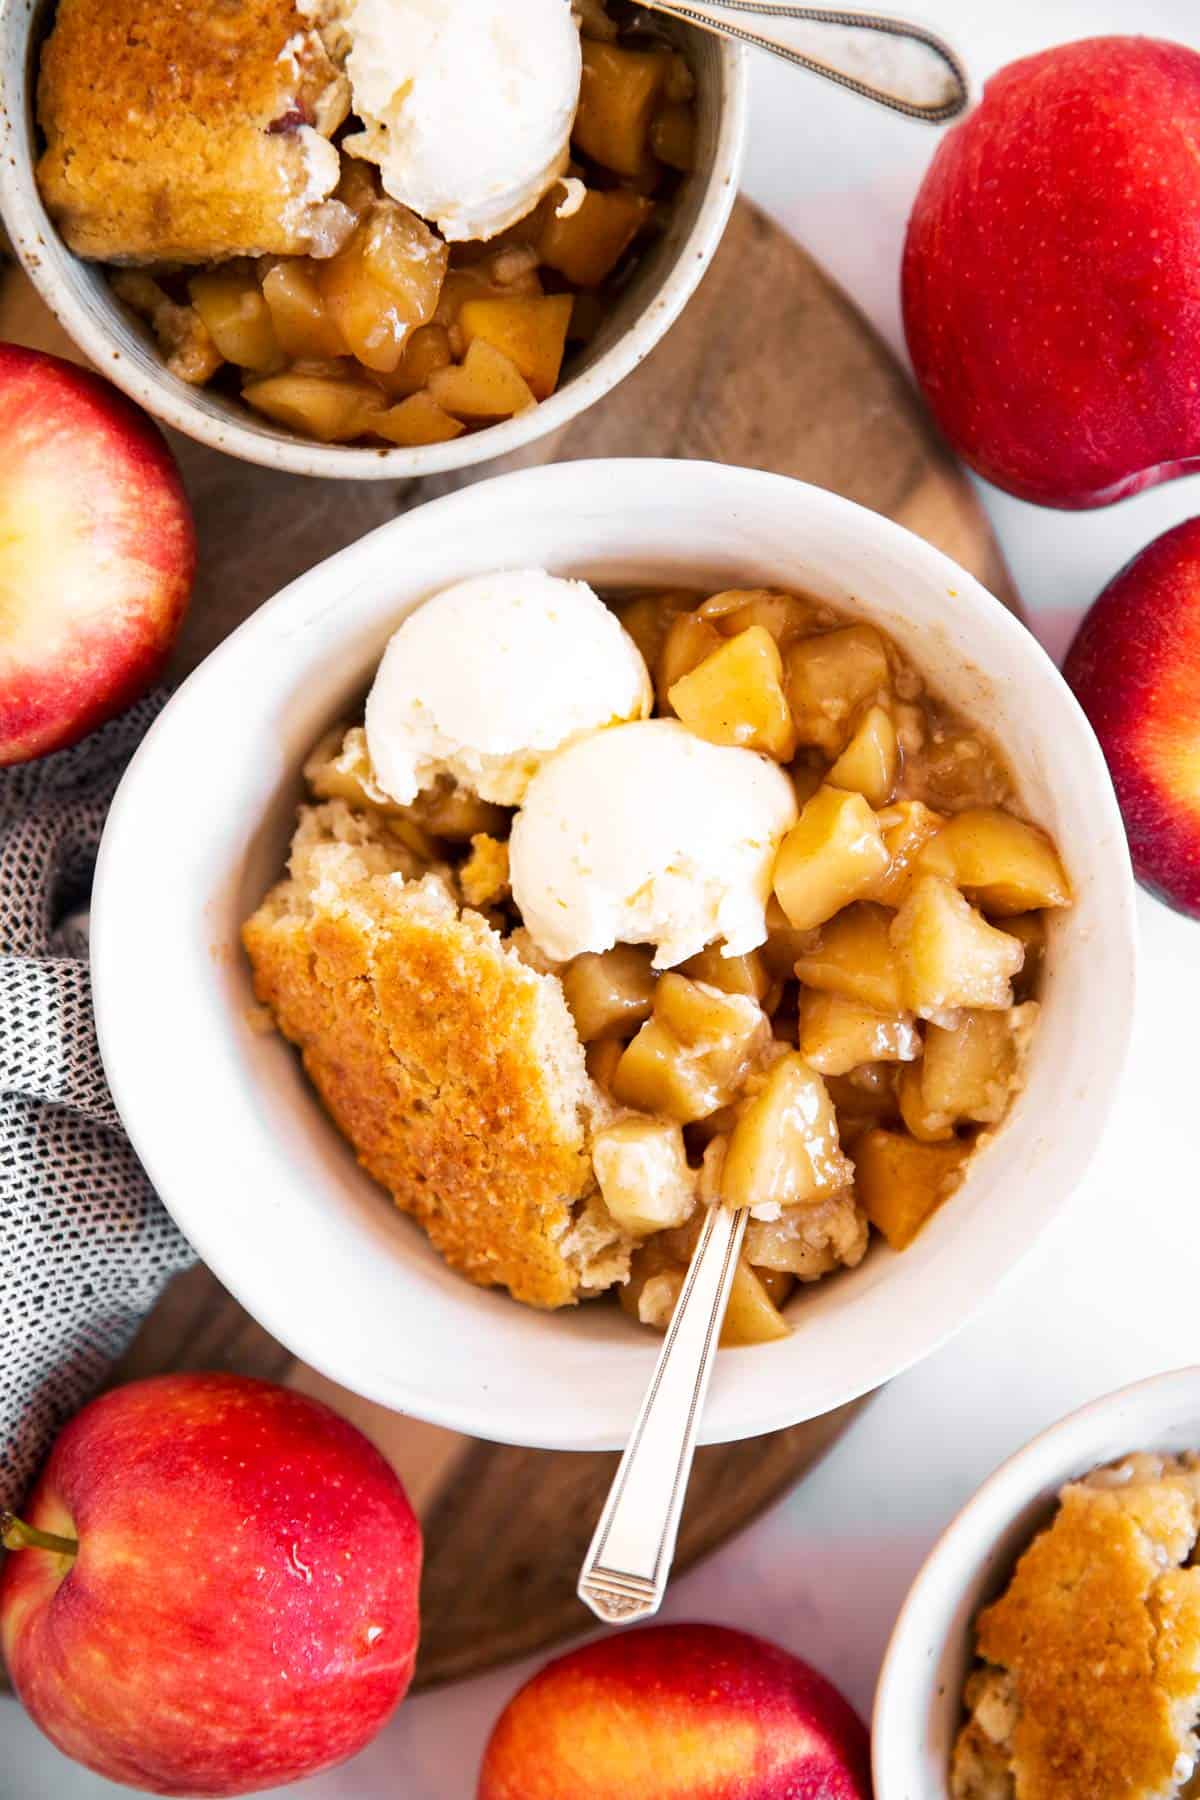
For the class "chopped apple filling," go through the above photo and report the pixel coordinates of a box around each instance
[668,626,797,761]
[916,809,1072,914]
[793,903,908,1013]
[774,787,892,931]
[679,946,771,1002]
[657,611,724,710]
[562,945,657,1042]
[828,705,900,808]
[921,1004,1038,1124]
[591,1117,697,1238]
[719,1053,853,1215]
[871,800,946,906]
[798,989,920,1076]
[576,40,672,175]
[538,187,654,287]
[855,1128,970,1251]
[785,625,891,756]
[891,878,1025,1017]
[612,976,770,1123]
[699,589,831,644]
[721,1258,793,1345]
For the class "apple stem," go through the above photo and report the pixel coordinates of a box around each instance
[0,1510,78,1559]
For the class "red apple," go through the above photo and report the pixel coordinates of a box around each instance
[477,1622,871,1799]
[0,1372,421,1795]
[903,38,1200,509]
[1064,516,1200,916]
[0,343,195,764]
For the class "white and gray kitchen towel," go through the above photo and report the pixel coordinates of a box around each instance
[0,696,195,1509]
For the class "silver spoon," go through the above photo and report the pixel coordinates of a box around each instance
[578,1198,748,1624]
[641,2,970,123]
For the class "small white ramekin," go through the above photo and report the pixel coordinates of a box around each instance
[874,1367,1200,1798]
[90,459,1136,1452]
[0,6,744,477]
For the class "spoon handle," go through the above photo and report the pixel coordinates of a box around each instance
[578,1201,747,1625]
[645,2,970,123]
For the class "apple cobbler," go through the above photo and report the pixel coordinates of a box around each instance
[953,1454,1200,1800]
[243,580,1071,1343]
[35,0,698,446]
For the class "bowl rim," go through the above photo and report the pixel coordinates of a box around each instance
[90,459,1139,1450]
[0,11,746,479]
[872,1364,1200,1796]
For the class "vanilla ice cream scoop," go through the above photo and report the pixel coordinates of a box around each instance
[341,0,581,242]
[364,570,652,808]
[509,720,799,968]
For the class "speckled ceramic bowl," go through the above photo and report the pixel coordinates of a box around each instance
[0,3,745,477]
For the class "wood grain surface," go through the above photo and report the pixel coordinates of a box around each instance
[2,196,1015,1692]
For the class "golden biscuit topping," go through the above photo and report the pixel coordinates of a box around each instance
[953,1455,1200,1800]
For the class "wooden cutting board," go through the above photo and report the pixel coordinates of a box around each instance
[1,198,1017,1692]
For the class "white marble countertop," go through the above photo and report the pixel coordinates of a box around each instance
[7,2,1200,1792]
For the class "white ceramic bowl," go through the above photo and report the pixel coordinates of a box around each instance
[874,1366,1200,1799]
[0,4,744,478]
[90,460,1136,1451]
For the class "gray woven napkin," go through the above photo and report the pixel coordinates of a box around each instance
[0,695,195,1509]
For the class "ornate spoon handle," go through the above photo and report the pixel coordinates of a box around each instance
[578,1201,748,1625]
[643,2,970,123]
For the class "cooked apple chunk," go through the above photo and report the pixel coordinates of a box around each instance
[792,903,906,1012]
[719,1053,853,1213]
[785,624,891,756]
[891,877,1026,1017]
[612,975,770,1122]
[798,990,920,1076]
[651,101,696,171]
[668,626,797,761]
[317,201,448,373]
[242,372,383,442]
[561,945,657,1042]
[698,589,827,645]
[828,705,900,808]
[679,946,771,1002]
[921,1003,1038,1124]
[375,323,453,399]
[657,611,724,709]
[721,1258,792,1345]
[576,40,670,175]
[591,1117,696,1238]
[261,262,347,361]
[773,787,891,932]
[538,187,654,287]
[855,1128,970,1251]
[895,1063,955,1143]
[916,808,1072,914]
[457,295,573,400]
[871,800,946,906]
[371,392,466,446]
[428,340,536,420]
[188,268,280,372]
